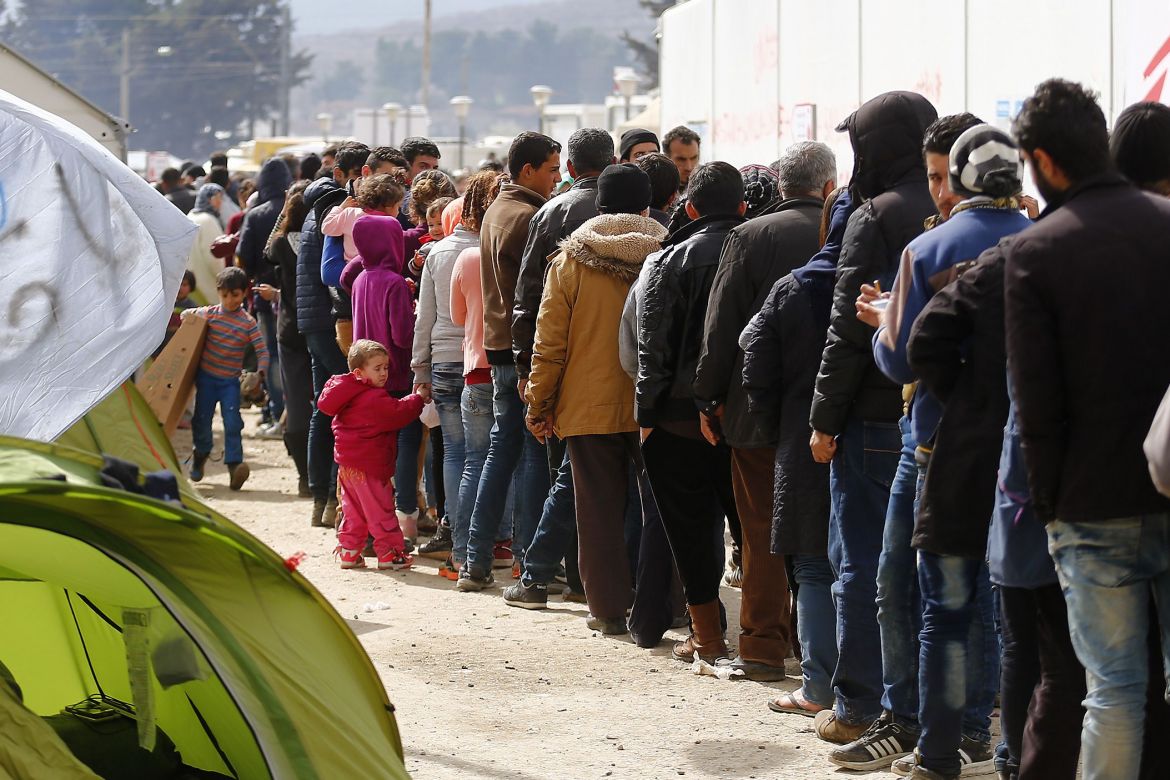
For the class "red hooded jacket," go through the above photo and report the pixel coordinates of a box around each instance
[316,372,424,480]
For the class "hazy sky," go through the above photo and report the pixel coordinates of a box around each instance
[290,0,548,35]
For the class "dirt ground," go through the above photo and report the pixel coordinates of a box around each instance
[179,409,911,780]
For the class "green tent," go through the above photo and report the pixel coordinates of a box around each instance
[0,438,410,779]
[56,382,195,499]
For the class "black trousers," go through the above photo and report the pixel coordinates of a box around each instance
[545,436,582,593]
[998,584,1085,780]
[642,429,735,607]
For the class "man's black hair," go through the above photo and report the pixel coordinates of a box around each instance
[333,142,372,176]
[1013,79,1110,182]
[636,153,681,210]
[401,137,441,163]
[566,128,614,175]
[209,151,229,168]
[663,125,701,154]
[687,161,745,216]
[183,164,206,180]
[207,166,230,188]
[216,266,249,292]
[922,113,984,157]
[507,132,561,179]
[160,167,181,185]
[299,153,322,181]
[367,146,407,171]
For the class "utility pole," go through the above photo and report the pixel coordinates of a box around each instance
[279,4,291,136]
[422,0,432,109]
[119,28,131,122]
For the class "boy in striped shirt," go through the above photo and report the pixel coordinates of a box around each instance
[181,267,268,490]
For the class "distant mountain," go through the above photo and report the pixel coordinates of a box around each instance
[290,0,550,35]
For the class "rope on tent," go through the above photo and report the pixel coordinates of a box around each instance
[66,590,109,701]
[121,384,170,472]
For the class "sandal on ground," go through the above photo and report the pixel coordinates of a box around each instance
[767,690,826,717]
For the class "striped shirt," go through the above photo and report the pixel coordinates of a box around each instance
[191,304,269,379]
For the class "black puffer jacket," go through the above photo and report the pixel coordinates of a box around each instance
[295,178,343,335]
[693,197,823,449]
[907,247,1012,557]
[809,91,937,435]
[512,176,600,377]
[635,214,744,435]
[742,190,857,555]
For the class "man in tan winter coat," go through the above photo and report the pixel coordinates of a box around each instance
[526,163,668,633]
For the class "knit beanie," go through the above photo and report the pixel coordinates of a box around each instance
[620,128,659,161]
[739,164,780,218]
[1111,101,1170,186]
[949,124,1023,199]
[596,163,652,214]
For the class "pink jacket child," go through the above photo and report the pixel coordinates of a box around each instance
[317,351,424,570]
[347,215,416,395]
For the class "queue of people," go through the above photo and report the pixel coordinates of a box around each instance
[169,80,1170,780]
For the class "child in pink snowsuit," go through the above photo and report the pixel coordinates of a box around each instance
[316,339,425,570]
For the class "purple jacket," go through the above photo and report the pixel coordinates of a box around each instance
[351,215,415,393]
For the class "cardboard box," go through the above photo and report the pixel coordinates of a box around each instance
[137,315,207,435]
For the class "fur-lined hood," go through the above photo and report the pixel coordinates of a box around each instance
[558,213,667,283]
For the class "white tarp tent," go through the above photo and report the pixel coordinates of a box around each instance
[0,89,197,441]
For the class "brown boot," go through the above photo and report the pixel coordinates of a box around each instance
[671,600,729,662]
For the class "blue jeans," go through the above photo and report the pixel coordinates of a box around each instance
[828,416,899,725]
[454,381,494,564]
[192,370,244,464]
[916,552,1000,774]
[254,303,284,422]
[1047,514,1170,780]
[794,554,838,708]
[394,415,424,514]
[522,440,577,586]
[464,364,549,576]
[876,417,922,721]
[431,362,466,523]
[305,330,347,501]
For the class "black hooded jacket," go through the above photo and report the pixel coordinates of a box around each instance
[238,158,292,286]
[742,190,857,555]
[809,91,938,435]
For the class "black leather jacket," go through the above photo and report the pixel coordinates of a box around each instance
[635,214,744,433]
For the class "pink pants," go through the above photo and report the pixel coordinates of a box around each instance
[337,466,405,557]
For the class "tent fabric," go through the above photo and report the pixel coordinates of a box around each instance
[0,88,196,442]
[0,441,409,780]
[55,382,194,500]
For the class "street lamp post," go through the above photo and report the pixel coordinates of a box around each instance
[615,71,640,121]
[316,112,333,143]
[450,96,474,171]
[530,85,553,135]
[382,102,401,147]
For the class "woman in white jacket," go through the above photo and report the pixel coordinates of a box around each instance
[186,183,226,304]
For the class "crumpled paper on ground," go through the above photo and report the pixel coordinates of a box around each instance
[689,654,745,680]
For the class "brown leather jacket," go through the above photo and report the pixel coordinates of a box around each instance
[479,184,546,363]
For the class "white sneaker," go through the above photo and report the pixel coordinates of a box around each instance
[396,509,419,542]
[256,421,284,440]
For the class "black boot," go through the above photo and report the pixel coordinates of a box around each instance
[324,496,339,528]
[284,430,310,498]
[418,522,453,560]
[190,450,209,482]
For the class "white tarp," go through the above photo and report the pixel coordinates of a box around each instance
[0,89,196,441]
